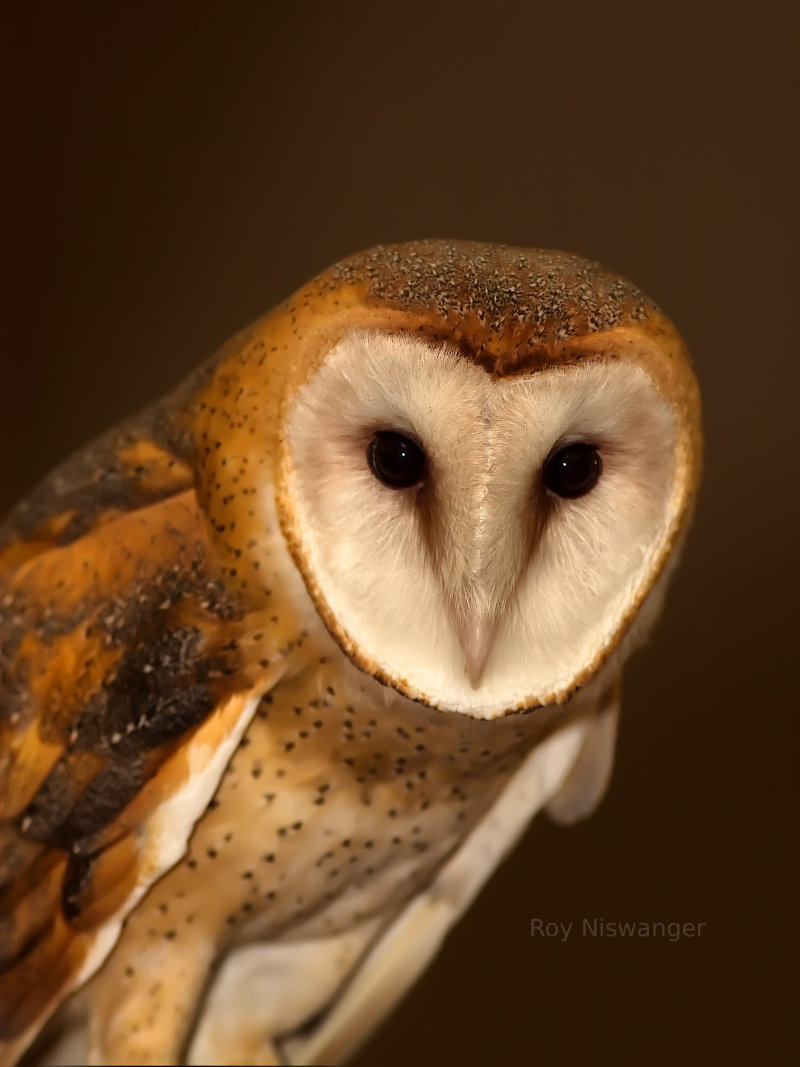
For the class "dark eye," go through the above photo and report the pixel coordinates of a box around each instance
[543,442,603,499]
[367,431,426,489]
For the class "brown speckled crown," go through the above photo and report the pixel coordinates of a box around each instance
[322,239,659,374]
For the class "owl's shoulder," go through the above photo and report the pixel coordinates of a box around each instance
[0,385,200,568]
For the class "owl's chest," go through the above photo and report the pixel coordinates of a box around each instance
[138,652,547,946]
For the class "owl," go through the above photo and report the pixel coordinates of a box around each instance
[0,241,701,1066]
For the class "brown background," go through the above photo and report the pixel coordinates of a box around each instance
[2,3,797,1065]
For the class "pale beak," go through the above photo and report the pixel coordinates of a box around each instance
[455,615,500,688]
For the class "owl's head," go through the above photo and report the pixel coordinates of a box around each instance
[195,241,701,719]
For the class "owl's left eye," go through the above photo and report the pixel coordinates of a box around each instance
[367,431,426,489]
[543,441,603,499]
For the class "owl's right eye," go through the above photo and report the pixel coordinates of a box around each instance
[367,431,426,489]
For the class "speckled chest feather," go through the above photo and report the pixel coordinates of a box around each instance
[141,641,576,951]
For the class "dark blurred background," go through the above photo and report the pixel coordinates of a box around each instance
[2,3,797,1065]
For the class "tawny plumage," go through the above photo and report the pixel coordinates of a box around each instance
[0,240,701,1065]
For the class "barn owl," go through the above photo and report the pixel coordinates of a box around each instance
[0,240,702,1066]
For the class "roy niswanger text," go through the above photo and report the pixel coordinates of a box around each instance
[530,919,707,942]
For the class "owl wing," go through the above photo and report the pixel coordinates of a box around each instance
[0,417,284,1059]
[284,712,605,1067]
[544,680,619,825]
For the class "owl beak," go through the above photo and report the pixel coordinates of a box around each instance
[456,616,500,688]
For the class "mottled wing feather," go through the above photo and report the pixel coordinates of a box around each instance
[0,405,196,570]
[0,427,277,1050]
